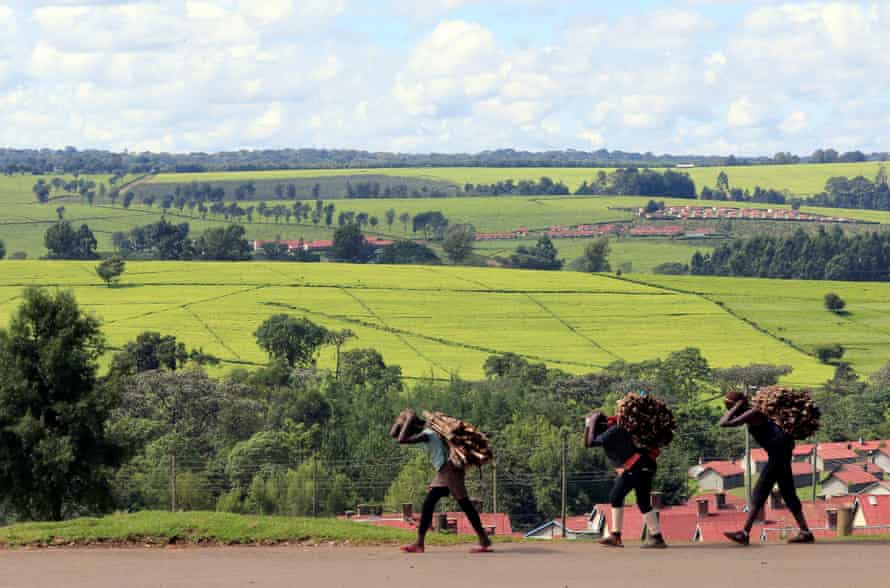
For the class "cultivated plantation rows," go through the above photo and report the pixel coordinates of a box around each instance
[150,161,889,196]
[641,274,890,378]
[0,261,840,384]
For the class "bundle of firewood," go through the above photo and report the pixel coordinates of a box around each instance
[422,411,493,467]
[615,393,676,449]
[752,386,821,440]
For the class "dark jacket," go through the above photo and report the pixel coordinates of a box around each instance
[588,426,639,468]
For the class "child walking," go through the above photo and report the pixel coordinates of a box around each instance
[391,410,493,554]
[585,412,667,549]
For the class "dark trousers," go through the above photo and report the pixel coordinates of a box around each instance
[747,444,802,528]
[610,455,656,513]
[417,487,488,542]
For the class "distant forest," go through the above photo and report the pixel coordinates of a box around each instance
[2,146,888,175]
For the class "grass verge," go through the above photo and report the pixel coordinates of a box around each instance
[0,511,499,548]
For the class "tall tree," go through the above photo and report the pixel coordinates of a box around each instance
[193,225,251,261]
[44,221,98,260]
[330,223,371,263]
[572,238,611,272]
[96,257,126,287]
[442,223,476,263]
[255,315,329,367]
[0,288,121,520]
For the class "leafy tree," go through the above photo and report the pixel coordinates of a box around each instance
[384,453,432,511]
[815,344,845,364]
[0,288,121,520]
[226,430,305,488]
[375,240,440,265]
[262,242,291,260]
[385,208,396,230]
[108,332,213,379]
[411,211,448,239]
[193,225,251,261]
[716,170,730,192]
[442,223,475,263]
[330,223,372,263]
[652,262,688,275]
[824,292,846,313]
[712,364,793,391]
[326,329,356,379]
[96,257,126,287]
[44,221,98,259]
[0,239,5,260]
[255,315,329,367]
[506,236,563,270]
[398,212,410,233]
[571,238,611,272]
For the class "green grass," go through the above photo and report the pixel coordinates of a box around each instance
[150,162,888,196]
[473,238,717,273]
[0,511,482,547]
[0,261,836,383]
[635,274,890,382]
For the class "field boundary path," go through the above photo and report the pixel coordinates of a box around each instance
[1,542,889,588]
[605,274,816,359]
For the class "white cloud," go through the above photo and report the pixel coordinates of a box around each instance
[0,0,888,154]
[780,111,808,134]
[727,97,762,128]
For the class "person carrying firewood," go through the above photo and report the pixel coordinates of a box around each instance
[585,411,667,549]
[390,410,493,554]
[718,390,814,545]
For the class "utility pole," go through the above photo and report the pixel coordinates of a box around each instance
[170,453,177,513]
[812,442,819,502]
[745,430,752,507]
[560,431,568,539]
[312,458,319,517]
[745,386,755,508]
[492,459,498,514]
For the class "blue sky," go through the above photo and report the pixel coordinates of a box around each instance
[0,1,888,155]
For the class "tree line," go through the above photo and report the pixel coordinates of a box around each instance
[804,167,890,210]
[690,226,890,281]
[11,288,887,524]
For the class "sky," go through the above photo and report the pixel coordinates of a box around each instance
[0,0,888,155]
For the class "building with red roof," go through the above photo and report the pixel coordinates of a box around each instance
[854,495,890,529]
[822,466,880,498]
[694,461,745,492]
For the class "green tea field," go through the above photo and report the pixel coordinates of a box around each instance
[0,261,855,385]
[639,274,890,379]
[149,161,887,196]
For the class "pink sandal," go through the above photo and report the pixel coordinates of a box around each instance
[401,544,425,553]
[470,544,494,553]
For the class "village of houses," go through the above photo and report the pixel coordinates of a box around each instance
[345,440,890,543]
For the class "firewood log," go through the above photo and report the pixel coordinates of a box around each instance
[615,393,676,449]
[752,386,821,440]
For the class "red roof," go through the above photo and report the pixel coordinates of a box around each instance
[827,468,879,486]
[791,462,818,476]
[855,495,890,526]
[595,504,645,538]
[656,513,700,542]
[819,444,860,461]
[700,461,744,477]
[687,492,746,511]
[561,516,594,533]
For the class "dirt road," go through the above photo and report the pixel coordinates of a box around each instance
[0,542,886,588]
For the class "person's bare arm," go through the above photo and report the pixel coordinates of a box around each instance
[397,412,428,444]
[720,402,760,427]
